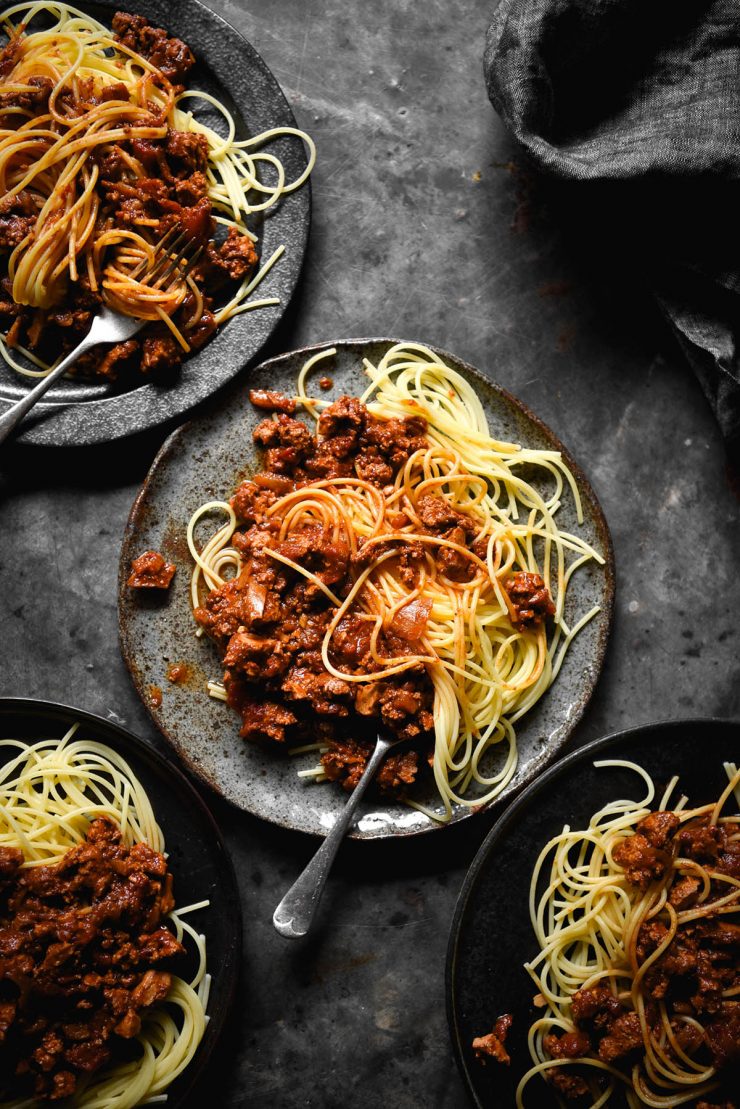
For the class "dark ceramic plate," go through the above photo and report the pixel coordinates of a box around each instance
[0,697,241,1107]
[118,337,615,840]
[0,0,311,447]
[447,718,740,1108]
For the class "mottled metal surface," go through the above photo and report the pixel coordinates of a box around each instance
[118,338,614,838]
[0,0,310,446]
[2,0,740,1105]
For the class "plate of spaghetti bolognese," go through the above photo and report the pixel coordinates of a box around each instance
[447,719,740,1109]
[118,338,614,839]
[0,0,313,445]
[0,696,241,1106]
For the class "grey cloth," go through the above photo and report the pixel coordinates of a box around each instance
[484,0,740,448]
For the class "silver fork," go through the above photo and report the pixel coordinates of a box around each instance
[0,226,203,445]
[273,731,407,938]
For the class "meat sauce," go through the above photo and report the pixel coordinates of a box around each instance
[540,811,740,1101]
[127,550,176,589]
[505,570,555,630]
[0,13,259,380]
[147,684,163,708]
[166,661,192,684]
[472,1013,513,1065]
[196,393,435,792]
[196,391,555,793]
[0,819,184,1101]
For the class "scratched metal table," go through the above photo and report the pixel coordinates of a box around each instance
[2,1,739,1106]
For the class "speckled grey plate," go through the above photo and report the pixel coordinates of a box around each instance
[0,0,311,447]
[118,338,615,840]
[447,719,740,1108]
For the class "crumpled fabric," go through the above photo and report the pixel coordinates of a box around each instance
[484,0,740,448]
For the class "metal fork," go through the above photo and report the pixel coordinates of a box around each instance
[0,226,203,445]
[273,731,407,939]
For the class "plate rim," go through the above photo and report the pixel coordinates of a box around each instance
[0,694,243,1109]
[445,715,740,1109]
[118,335,616,839]
[0,0,312,447]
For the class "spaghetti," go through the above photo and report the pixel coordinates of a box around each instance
[516,761,740,1107]
[186,342,604,821]
[0,727,209,1107]
[0,3,315,379]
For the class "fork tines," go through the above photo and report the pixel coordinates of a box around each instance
[131,226,204,289]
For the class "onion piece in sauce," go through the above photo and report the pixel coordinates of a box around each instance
[390,596,432,641]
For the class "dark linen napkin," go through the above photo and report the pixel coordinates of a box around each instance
[484,0,740,449]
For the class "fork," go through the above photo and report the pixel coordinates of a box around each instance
[0,226,203,445]
[273,731,407,938]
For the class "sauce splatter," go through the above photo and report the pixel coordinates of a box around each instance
[166,662,192,684]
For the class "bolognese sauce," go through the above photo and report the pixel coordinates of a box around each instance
[194,393,438,791]
[194,390,558,794]
[0,818,184,1101]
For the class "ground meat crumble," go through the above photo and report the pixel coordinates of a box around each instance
[0,819,184,1101]
[127,550,176,589]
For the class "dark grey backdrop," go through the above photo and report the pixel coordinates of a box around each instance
[2,1,739,1106]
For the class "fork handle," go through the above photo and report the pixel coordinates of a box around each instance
[273,735,391,939]
[0,331,97,446]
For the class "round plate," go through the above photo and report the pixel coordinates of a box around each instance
[0,696,242,1108]
[118,337,615,840]
[0,0,311,447]
[446,718,740,1108]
